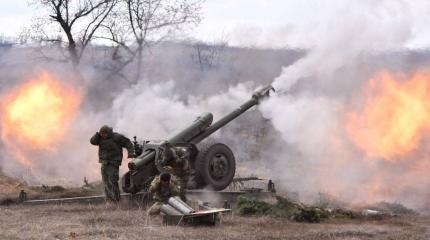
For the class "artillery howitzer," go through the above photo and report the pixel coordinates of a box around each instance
[122,85,274,193]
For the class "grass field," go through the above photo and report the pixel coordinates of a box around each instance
[0,203,429,240]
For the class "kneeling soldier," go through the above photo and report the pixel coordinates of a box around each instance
[147,172,179,215]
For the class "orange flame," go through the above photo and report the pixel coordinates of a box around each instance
[346,71,430,160]
[1,72,82,165]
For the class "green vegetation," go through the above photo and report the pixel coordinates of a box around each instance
[237,197,272,215]
[237,196,366,223]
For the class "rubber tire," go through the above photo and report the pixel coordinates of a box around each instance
[195,142,236,191]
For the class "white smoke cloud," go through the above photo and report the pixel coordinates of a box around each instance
[272,0,412,91]
[258,1,430,209]
[261,94,341,162]
[111,80,252,139]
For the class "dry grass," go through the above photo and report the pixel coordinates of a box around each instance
[0,174,103,203]
[0,203,429,240]
[0,175,27,196]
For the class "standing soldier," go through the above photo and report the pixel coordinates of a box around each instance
[267,179,276,193]
[19,190,27,202]
[147,172,179,215]
[171,147,191,201]
[90,125,136,202]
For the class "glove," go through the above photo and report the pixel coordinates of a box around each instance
[128,153,137,158]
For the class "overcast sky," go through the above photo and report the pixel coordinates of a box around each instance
[1,0,430,49]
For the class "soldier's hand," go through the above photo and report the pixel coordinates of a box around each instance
[128,153,137,158]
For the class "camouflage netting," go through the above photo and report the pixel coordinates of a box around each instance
[237,196,330,223]
[237,196,363,223]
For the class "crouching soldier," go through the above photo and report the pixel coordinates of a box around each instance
[155,143,191,201]
[147,172,179,215]
[90,125,136,202]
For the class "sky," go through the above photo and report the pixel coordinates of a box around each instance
[1,0,430,49]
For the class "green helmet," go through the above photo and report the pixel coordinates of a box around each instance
[99,125,112,134]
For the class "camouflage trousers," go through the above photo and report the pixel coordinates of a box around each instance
[147,202,163,215]
[101,163,120,202]
[178,176,188,202]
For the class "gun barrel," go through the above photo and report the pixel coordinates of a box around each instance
[190,85,274,144]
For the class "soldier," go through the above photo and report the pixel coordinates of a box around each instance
[155,143,191,201]
[147,172,179,215]
[268,179,276,193]
[172,147,191,201]
[90,125,136,202]
[19,190,27,202]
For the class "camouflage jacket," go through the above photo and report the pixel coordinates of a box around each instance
[90,130,134,166]
[156,145,190,178]
[148,176,179,202]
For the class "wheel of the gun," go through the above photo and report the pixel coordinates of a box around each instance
[195,142,236,191]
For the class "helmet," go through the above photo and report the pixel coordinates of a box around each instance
[99,125,112,134]
[160,172,171,182]
[175,147,189,159]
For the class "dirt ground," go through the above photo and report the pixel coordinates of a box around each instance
[0,203,429,240]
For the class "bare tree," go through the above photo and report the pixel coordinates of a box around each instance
[31,0,117,67]
[101,0,204,82]
[192,40,227,71]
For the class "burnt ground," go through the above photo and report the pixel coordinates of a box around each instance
[0,203,429,240]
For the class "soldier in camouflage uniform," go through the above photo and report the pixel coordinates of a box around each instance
[90,125,135,202]
[155,143,191,201]
[147,172,179,215]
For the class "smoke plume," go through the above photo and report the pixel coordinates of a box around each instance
[258,1,430,209]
